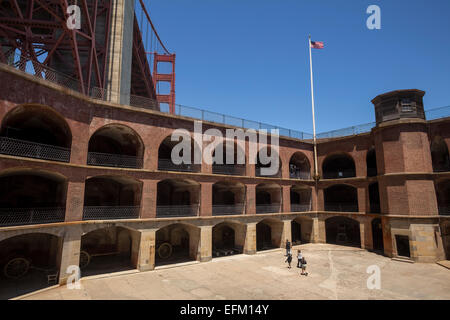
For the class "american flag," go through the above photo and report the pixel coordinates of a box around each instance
[310,41,324,49]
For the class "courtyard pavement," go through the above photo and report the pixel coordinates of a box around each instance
[18,243,450,300]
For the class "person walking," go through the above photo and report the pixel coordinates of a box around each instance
[285,239,291,256]
[285,252,292,268]
[296,249,303,268]
[300,256,308,276]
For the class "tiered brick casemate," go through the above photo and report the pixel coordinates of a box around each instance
[0,64,449,285]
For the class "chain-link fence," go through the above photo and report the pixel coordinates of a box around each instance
[212,205,245,216]
[0,137,71,162]
[156,205,199,218]
[82,206,140,220]
[0,207,65,227]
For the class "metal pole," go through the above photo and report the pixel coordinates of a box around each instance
[308,35,319,179]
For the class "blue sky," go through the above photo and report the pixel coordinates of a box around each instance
[146,0,450,134]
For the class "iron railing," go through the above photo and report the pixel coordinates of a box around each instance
[158,159,199,172]
[289,171,311,180]
[212,205,245,216]
[82,206,140,220]
[0,207,65,227]
[290,204,312,212]
[256,204,281,214]
[0,136,71,162]
[212,164,246,176]
[316,122,375,139]
[323,170,356,179]
[255,167,282,178]
[439,206,450,216]
[87,152,143,169]
[156,205,199,218]
[426,106,450,120]
[324,203,359,212]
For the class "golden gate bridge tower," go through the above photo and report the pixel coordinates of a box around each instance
[0,0,176,112]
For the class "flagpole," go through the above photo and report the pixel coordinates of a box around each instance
[308,35,319,179]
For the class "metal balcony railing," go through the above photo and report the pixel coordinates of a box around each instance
[212,164,246,176]
[439,206,450,216]
[87,152,143,169]
[323,170,356,179]
[0,207,65,227]
[289,171,311,180]
[156,205,199,218]
[82,206,140,220]
[324,203,359,212]
[0,136,70,162]
[212,205,245,216]
[256,204,281,214]
[255,167,282,178]
[290,203,312,212]
[158,159,198,172]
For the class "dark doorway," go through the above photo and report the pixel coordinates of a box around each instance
[291,220,302,245]
[155,224,194,266]
[325,216,361,247]
[79,227,135,277]
[324,185,358,212]
[395,235,411,258]
[366,148,378,177]
[256,222,274,251]
[0,233,61,300]
[369,183,381,213]
[371,218,384,252]
[322,154,356,179]
[212,224,240,257]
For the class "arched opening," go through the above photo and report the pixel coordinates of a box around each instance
[290,185,312,212]
[158,134,200,172]
[325,216,361,247]
[369,183,381,213]
[255,147,282,177]
[431,137,450,172]
[256,219,283,251]
[155,223,199,266]
[157,179,200,217]
[322,153,356,179]
[366,148,378,177]
[212,181,245,215]
[212,222,245,257]
[324,185,358,212]
[435,180,450,215]
[0,170,67,226]
[289,152,311,179]
[440,222,450,260]
[87,124,144,168]
[0,105,72,162]
[371,218,384,253]
[395,235,411,258]
[212,141,246,175]
[0,233,62,299]
[80,226,138,277]
[83,176,142,220]
[291,217,314,245]
[256,183,281,214]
